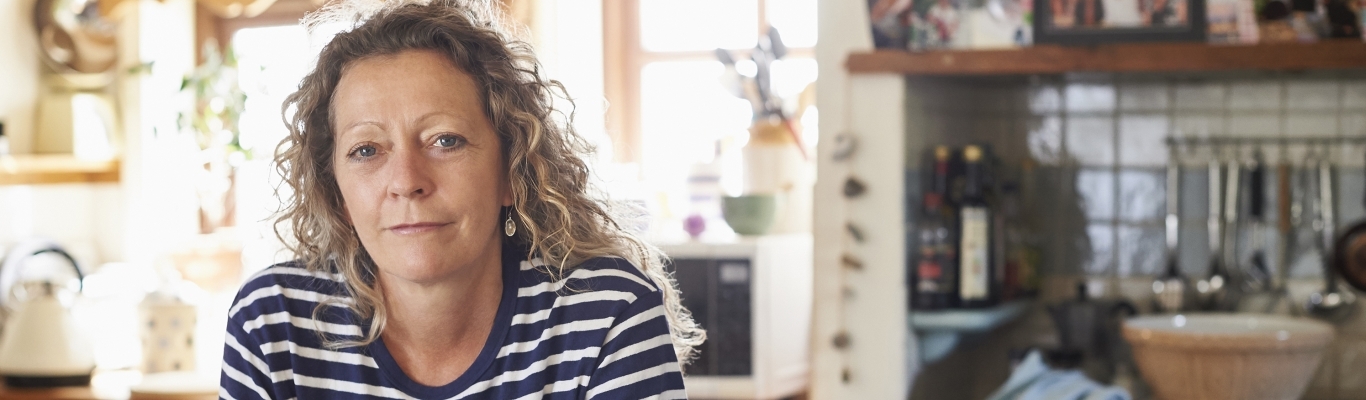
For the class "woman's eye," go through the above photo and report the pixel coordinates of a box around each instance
[349,145,377,159]
[436,135,465,148]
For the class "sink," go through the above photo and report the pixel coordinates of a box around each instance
[1123,313,1334,400]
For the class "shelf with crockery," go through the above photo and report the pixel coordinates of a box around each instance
[845,40,1366,76]
[0,155,120,185]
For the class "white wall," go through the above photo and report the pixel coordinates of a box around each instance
[0,0,40,153]
[811,1,915,399]
[0,184,122,269]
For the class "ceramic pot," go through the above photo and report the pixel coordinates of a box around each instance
[1123,314,1333,400]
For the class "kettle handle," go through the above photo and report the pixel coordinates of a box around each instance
[28,247,83,293]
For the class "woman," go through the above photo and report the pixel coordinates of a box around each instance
[220,1,703,398]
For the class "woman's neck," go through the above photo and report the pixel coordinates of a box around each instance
[377,248,505,386]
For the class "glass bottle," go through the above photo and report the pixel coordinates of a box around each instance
[958,145,996,308]
[913,146,958,309]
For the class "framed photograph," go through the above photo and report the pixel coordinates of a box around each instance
[1034,0,1207,44]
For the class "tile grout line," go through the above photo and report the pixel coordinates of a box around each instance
[1111,77,1123,282]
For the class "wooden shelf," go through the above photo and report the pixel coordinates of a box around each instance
[846,41,1366,76]
[0,155,120,185]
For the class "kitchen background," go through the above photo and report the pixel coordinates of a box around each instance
[3,0,1366,398]
[902,73,1366,399]
[812,0,1366,398]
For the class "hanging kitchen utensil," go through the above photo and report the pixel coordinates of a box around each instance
[1333,142,1366,292]
[1307,148,1356,320]
[1198,156,1233,310]
[1154,147,1190,313]
[1267,149,1299,315]
[1221,155,1243,305]
[1244,149,1272,291]
[0,246,94,387]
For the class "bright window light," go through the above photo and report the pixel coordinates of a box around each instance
[230,24,335,277]
[639,0,759,51]
[233,25,313,157]
[768,0,818,48]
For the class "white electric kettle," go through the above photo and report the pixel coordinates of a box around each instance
[0,245,95,387]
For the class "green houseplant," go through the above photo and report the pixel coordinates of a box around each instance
[179,40,248,234]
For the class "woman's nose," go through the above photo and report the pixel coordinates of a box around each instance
[386,147,434,198]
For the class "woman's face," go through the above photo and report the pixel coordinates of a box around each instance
[331,49,512,285]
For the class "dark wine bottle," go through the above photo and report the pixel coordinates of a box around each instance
[913,146,957,310]
[958,145,995,308]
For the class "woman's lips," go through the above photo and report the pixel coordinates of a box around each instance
[387,222,450,235]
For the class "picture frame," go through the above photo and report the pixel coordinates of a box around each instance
[1034,0,1208,44]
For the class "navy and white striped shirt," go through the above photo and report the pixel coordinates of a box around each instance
[220,251,687,399]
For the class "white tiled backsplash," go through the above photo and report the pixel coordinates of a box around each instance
[0,184,124,267]
[905,73,1366,399]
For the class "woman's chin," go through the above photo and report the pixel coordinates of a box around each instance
[376,250,491,285]
[379,262,460,285]
[367,234,500,285]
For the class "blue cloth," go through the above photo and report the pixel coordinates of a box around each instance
[219,252,686,399]
[986,350,1131,400]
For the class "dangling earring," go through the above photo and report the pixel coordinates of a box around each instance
[504,211,516,237]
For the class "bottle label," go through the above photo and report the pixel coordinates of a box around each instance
[960,207,990,300]
[917,259,942,291]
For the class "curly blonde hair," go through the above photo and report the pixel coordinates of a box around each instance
[273,0,702,363]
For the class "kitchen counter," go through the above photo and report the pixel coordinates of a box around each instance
[0,385,110,400]
[0,371,133,400]
[0,371,215,400]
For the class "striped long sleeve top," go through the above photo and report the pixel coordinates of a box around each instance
[219,251,688,399]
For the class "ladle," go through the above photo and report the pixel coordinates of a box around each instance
[1243,148,1271,292]
[1306,147,1356,320]
[1198,153,1233,310]
[1265,147,1298,315]
[1154,146,1190,312]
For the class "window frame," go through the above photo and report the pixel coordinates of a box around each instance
[195,0,319,63]
[602,0,813,164]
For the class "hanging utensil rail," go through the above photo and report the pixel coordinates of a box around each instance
[1165,136,1366,147]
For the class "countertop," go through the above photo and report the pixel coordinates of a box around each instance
[0,371,216,400]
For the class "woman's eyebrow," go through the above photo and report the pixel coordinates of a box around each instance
[337,112,473,137]
[413,111,472,128]
[340,120,385,134]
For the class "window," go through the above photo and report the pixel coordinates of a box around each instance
[199,1,345,276]
[603,0,818,190]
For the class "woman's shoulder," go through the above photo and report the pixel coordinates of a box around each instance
[237,260,346,291]
[515,256,662,297]
[228,261,351,320]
